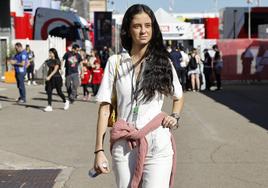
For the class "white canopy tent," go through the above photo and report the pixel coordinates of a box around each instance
[154,8,193,40]
[112,8,194,40]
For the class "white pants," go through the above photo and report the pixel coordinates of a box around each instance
[111,132,173,188]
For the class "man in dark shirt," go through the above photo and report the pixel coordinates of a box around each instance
[62,44,83,103]
[212,44,223,90]
[169,45,183,83]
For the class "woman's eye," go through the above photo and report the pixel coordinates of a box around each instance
[133,25,140,29]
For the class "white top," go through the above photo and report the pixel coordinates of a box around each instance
[180,51,189,68]
[96,53,183,156]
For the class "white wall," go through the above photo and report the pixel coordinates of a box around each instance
[12,36,66,79]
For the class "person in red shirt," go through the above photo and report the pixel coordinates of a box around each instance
[81,64,92,100]
[92,62,103,96]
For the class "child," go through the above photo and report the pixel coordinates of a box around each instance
[81,64,92,100]
[92,62,103,96]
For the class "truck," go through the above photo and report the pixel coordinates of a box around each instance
[33,7,93,52]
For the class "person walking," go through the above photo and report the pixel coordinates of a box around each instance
[91,62,103,96]
[179,46,189,91]
[25,44,37,85]
[80,63,92,100]
[92,4,184,188]
[62,44,83,103]
[187,48,201,92]
[8,42,28,103]
[44,48,69,112]
[203,49,213,91]
[169,45,182,82]
[212,45,223,90]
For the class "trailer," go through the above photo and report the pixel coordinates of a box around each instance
[33,7,93,52]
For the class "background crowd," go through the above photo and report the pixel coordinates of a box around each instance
[168,44,223,92]
[5,41,223,112]
[6,43,112,112]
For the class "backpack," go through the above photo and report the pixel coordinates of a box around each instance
[189,56,197,69]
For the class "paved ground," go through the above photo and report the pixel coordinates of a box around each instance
[0,82,268,188]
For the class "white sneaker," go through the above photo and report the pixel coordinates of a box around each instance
[27,81,31,86]
[44,106,53,112]
[32,81,37,85]
[64,100,69,110]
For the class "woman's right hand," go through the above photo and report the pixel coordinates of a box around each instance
[46,76,51,81]
[94,151,110,174]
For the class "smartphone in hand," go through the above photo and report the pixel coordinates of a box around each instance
[88,162,108,178]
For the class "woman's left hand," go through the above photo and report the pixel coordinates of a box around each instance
[162,115,178,129]
[46,76,51,81]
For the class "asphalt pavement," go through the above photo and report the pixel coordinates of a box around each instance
[0,82,267,188]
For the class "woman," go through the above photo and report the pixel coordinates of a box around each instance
[44,48,69,112]
[93,4,184,188]
[187,48,201,91]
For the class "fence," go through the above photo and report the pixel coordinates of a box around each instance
[12,36,66,80]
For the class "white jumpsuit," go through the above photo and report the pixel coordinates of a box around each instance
[96,53,183,188]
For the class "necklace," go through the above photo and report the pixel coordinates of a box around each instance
[130,58,145,123]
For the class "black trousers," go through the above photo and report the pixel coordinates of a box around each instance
[82,84,89,96]
[46,81,66,106]
[176,68,187,91]
[214,70,222,90]
[92,84,100,96]
[27,63,35,81]
[204,68,212,90]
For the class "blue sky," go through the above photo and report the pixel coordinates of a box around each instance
[107,0,268,13]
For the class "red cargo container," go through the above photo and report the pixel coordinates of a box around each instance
[204,17,219,39]
[13,13,33,39]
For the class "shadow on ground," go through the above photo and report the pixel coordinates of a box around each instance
[200,83,268,130]
[0,96,16,103]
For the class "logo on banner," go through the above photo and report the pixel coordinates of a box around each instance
[176,25,184,32]
[160,25,170,32]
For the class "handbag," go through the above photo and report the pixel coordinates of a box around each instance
[108,55,120,127]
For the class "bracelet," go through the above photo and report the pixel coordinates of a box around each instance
[170,113,180,129]
[94,149,104,154]
[170,113,180,120]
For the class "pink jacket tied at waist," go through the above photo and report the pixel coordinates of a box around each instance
[110,112,177,188]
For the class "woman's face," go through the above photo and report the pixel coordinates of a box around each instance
[49,51,54,59]
[129,12,152,48]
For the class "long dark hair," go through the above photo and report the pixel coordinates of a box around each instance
[49,48,60,60]
[121,4,174,102]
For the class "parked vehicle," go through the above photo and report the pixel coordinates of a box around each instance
[33,8,93,52]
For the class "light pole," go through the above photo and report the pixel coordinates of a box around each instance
[233,9,237,39]
[214,0,218,12]
[247,0,253,39]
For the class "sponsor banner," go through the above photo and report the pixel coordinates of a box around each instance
[160,22,192,40]
[194,39,268,80]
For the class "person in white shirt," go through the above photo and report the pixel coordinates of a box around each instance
[92,4,184,188]
[179,46,189,91]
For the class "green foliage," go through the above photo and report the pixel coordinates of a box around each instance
[7,46,16,59]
